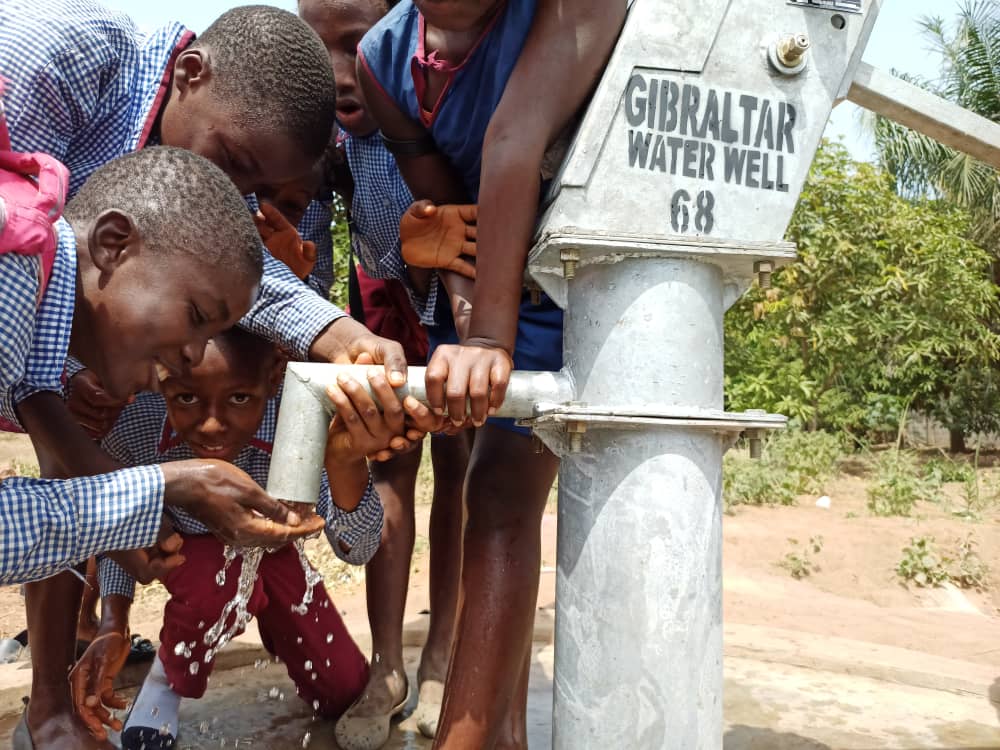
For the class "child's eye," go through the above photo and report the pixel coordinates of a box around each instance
[230,394,252,405]
[176,394,198,405]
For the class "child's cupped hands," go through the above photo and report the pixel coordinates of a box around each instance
[325,367,448,464]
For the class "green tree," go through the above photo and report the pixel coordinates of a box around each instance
[873,1,1000,254]
[329,196,351,311]
[871,1,1000,447]
[725,141,1000,439]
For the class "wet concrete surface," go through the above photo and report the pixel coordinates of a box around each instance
[2,644,998,748]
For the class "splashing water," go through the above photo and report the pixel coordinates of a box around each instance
[215,546,240,587]
[203,546,264,656]
[290,540,323,615]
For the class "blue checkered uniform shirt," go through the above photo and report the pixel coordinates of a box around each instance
[1,0,347,359]
[0,466,166,585]
[97,391,383,599]
[345,132,439,324]
[0,223,167,584]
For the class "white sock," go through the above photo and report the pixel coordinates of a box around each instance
[125,655,182,737]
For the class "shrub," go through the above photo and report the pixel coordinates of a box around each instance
[724,429,843,509]
[777,536,824,579]
[896,536,950,587]
[867,450,940,516]
[951,534,990,591]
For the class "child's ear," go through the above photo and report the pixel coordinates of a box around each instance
[172,49,212,96]
[268,353,289,398]
[88,210,141,273]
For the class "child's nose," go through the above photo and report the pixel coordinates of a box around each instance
[199,415,225,435]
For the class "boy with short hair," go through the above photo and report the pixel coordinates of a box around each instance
[358,1,626,747]
[70,327,438,749]
[0,145,323,584]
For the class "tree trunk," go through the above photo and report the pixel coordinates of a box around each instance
[949,428,968,454]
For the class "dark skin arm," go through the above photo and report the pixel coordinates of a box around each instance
[470,0,625,349]
[359,1,625,424]
[357,56,476,321]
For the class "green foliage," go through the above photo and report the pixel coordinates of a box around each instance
[724,429,843,509]
[922,455,975,484]
[896,534,991,590]
[329,196,352,311]
[725,142,1000,438]
[777,536,824,579]
[872,2,1000,254]
[867,450,940,517]
[896,536,951,587]
[951,533,991,590]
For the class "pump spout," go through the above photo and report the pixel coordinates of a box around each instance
[266,363,574,505]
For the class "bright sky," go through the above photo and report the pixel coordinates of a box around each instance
[101,0,953,162]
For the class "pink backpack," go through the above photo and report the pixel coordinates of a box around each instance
[0,76,70,300]
[0,77,71,433]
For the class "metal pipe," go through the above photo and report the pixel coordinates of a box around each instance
[848,62,1000,170]
[552,256,725,747]
[266,363,574,505]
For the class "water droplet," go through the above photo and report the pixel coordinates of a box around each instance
[151,705,160,718]
[304,660,313,671]
[326,633,333,644]
[297,636,303,645]
[173,643,186,656]
[302,732,312,748]
[189,662,199,675]
[159,723,171,736]
[269,687,280,699]
[200,721,210,734]
[325,659,330,668]
[312,700,320,711]
[311,672,317,681]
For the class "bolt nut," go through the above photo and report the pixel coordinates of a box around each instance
[560,249,580,280]
[754,261,774,289]
[746,429,764,460]
[567,421,587,453]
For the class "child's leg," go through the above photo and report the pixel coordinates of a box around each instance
[349,446,422,719]
[255,544,369,718]
[412,431,469,737]
[24,445,110,749]
[24,571,113,749]
[420,432,468,684]
[123,535,267,748]
[433,425,557,750]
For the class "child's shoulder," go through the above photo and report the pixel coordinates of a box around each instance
[3,0,140,57]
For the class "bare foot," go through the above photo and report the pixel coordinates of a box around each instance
[27,705,117,750]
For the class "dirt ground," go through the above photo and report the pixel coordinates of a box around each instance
[2,434,1000,676]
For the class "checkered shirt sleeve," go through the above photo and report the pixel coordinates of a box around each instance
[0,466,165,585]
[345,134,441,325]
[0,220,77,428]
[299,200,335,300]
[318,474,383,566]
[240,248,348,360]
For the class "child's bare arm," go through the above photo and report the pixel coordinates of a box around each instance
[470,0,626,352]
[358,58,476,305]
